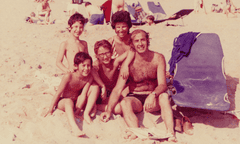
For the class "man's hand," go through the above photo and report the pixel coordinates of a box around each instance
[100,111,111,122]
[120,66,129,79]
[143,93,156,112]
[101,86,107,100]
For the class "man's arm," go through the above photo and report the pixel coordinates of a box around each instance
[100,69,128,122]
[56,42,70,73]
[116,50,135,79]
[153,54,168,95]
[144,53,167,111]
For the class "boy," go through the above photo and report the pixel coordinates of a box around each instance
[56,13,106,99]
[145,15,156,26]
[44,52,99,137]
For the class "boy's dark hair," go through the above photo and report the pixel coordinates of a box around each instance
[147,15,155,21]
[74,52,93,66]
[111,11,132,30]
[85,2,91,7]
[94,40,113,55]
[68,13,86,28]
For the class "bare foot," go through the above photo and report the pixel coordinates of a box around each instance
[123,130,138,140]
[90,104,97,118]
[71,127,85,137]
[84,113,93,124]
[166,132,177,142]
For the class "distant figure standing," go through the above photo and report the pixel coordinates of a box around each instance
[36,0,52,24]
[223,0,237,17]
[194,0,207,14]
[112,0,125,14]
[85,2,105,26]
[101,0,112,24]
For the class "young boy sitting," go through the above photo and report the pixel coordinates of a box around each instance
[56,12,106,99]
[44,52,99,137]
[145,15,156,26]
[36,0,52,24]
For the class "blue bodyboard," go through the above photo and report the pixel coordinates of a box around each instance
[172,33,230,111]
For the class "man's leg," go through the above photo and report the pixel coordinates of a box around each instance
[57,98,85,137]
[158,93,176,141]
[84,84,100,124]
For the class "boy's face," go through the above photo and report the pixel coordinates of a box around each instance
[97,46,112,64]
[132,32,148,54]
[70,21,84,38]
[115,22,129,38]
[77,59,92,77]
[147,18,153,24]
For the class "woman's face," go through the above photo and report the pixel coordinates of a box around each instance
[115,22,129,38]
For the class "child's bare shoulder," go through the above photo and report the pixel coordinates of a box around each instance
[60,40,68,49]
[79,40,88,47]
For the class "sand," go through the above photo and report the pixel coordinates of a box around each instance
[0,0,239,143]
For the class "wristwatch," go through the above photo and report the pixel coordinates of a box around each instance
[151,92,157,97]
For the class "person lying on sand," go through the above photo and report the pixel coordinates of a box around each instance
[25,12,56,25]
[100,29,177,142]
[56,13,106,100]
[85,2,105,26]
[93,40,134,110]
[44,52,99,136]
[36,0,52,24]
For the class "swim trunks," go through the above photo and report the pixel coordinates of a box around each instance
[89,14,104,25]
[126,93,149,105]
[96,89,112,104]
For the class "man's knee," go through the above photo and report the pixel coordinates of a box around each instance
[120,98,132,108]
[64,99,74,108]
[88,84,100,94]
[159,93,170,105]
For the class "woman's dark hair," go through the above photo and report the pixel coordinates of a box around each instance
[74,52,93,66]
[68,13,86,27]
[94,40,113,55]
[111,11,132,30]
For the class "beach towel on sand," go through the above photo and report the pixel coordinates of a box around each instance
[171,33,230,111]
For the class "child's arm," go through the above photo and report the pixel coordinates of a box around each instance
[91,69,107,100]
[114,49,135,79]
[56,42,71,73]
[44,74,71,117]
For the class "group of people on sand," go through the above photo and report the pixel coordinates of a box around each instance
[195,0,239,18]
[40,1,195,143]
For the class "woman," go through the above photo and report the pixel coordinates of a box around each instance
[224,0,237,17]
[108,11,132,58]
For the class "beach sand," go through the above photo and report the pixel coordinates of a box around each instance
[0,0,239,143]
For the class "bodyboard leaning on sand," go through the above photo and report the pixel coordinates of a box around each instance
[171,33,230,111]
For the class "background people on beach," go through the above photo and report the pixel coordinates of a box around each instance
[85,2,105,26]
[223,0,237,17]
[100,29,177,142]
[145,15,156,26]
[112,0,125,14]
[194,0,207,14]
[36,0,52,24]
[44,52,99,136]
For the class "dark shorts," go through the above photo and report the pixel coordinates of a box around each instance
[126,93,149,105]
[96,89,112,104]
[89,14,104,25]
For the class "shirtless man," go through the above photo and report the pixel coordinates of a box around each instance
[100,29,177,142]
[37,0,51,24]
[112,0,125,14]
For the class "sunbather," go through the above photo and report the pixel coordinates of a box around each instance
[36,0,52,24]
